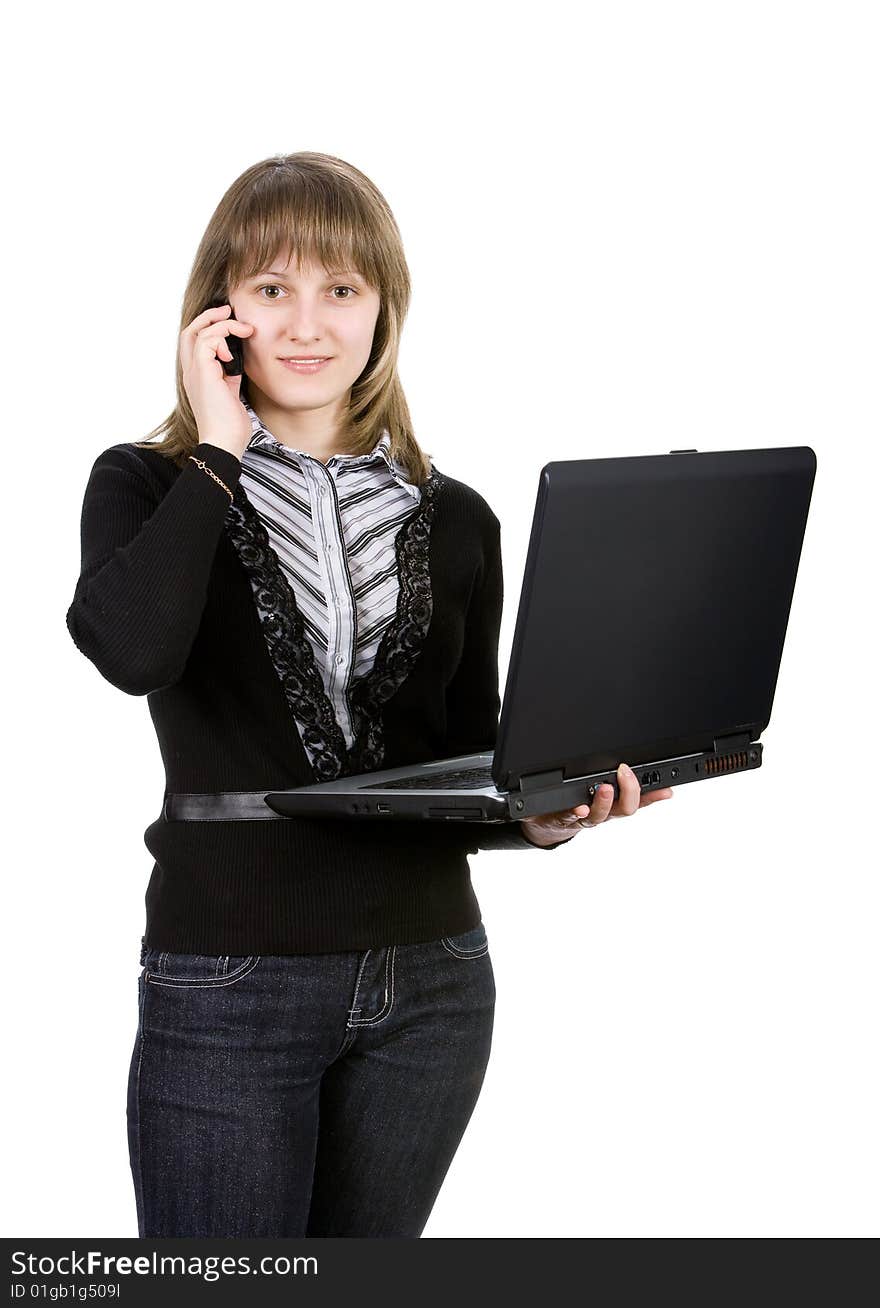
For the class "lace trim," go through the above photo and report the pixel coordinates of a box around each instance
[345,470,443,773]
[223,470,445,780]
[223,490,348,780]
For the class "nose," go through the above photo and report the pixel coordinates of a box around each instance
[282,295,327,343]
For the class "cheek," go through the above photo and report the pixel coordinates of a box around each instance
[245,308,276,333]
[241,318,279,361]
[349,310,381,353]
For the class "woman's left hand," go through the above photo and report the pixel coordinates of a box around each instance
[520,762,674,847]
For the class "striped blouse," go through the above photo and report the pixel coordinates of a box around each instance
[239,399,429,758]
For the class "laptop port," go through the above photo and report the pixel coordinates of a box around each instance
[427,807,485,819]
[376,803,392,814]
[641,772,650,786]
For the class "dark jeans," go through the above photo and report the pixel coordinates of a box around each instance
[126,923,496,1237]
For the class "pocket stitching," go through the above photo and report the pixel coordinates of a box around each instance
[440,937,489,959]
[145,956,261,988]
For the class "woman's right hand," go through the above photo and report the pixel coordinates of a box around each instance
[180,303,255,461]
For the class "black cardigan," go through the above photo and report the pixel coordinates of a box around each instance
[66,440,561,955]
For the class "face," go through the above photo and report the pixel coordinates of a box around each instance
[228,254,381,424]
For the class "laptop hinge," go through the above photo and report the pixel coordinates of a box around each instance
[712,730,753,753]
[516,768,565,793]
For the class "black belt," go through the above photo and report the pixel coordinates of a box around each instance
[163,791,287,821]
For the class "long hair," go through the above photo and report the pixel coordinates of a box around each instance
[133,152,432,485]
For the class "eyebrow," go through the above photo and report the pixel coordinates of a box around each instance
[254,268,366,282]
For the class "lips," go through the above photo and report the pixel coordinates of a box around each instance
[279,356,334,375]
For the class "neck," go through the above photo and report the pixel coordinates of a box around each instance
[245,385,352,463]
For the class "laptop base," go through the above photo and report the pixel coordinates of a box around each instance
[263,741,763,822]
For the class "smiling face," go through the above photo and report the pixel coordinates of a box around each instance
[227,251,382,454]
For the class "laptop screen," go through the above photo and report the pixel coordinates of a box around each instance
[494,447,816,790]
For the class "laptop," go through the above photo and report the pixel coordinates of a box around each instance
[264,446,817,824]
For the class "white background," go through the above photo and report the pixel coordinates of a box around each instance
[3,0,877,1239]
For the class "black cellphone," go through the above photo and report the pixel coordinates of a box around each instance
[206,298,244,378]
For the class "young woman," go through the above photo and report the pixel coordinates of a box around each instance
[65,151,672,1238]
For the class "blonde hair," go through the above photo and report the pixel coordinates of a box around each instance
[133,151,432,485]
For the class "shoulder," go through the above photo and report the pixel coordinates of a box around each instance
[81,441,180,502]
[433,469,500,533]
[87,440,166,470]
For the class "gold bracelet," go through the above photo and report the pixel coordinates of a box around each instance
[189,455,233,502]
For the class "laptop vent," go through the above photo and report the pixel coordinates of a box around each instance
[704,750,750,776]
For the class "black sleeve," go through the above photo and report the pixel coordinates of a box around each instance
[65,443,243,695]
[444,509,570,853]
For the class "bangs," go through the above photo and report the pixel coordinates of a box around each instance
[225,172,382,291]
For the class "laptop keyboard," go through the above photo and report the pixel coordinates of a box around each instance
[361,764,495,791]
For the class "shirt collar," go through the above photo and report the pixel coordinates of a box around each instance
[242,400,421,500]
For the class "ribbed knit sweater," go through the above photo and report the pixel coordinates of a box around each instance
[65,439,560,956]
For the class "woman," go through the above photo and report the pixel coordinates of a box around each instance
[65,151,672,1238]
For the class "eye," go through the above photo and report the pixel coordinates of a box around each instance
[254,283,359,301]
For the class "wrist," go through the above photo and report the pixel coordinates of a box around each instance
[520,819,574,849]
[197,439,243,464]
[189,442,244,502]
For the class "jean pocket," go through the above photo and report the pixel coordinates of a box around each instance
[440,921,489,959]
[143,950,261,988]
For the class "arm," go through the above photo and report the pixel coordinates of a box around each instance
[65,443,242,695]
[444,510,570,852]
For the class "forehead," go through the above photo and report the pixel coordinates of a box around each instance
[250,258,366,282]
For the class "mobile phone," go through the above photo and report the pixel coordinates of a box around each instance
[206,298,244,378]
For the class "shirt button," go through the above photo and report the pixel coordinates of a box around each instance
[319,486,327,496]
[335,654,345,666]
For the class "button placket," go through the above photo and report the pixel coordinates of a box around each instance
[311,463,355,745]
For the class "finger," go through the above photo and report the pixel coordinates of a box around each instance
[208,319,253,360]
[179,304,231,370]
[192,320,254,369]
[180,307,253,371]
[533,803,586,824]
[188,303,232,334]
[638,787,674,808]
[583,782,615,825]
[566,802,593,831]
[542,801,589,835]
[199,320,254,345]
[614,763,641,817]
